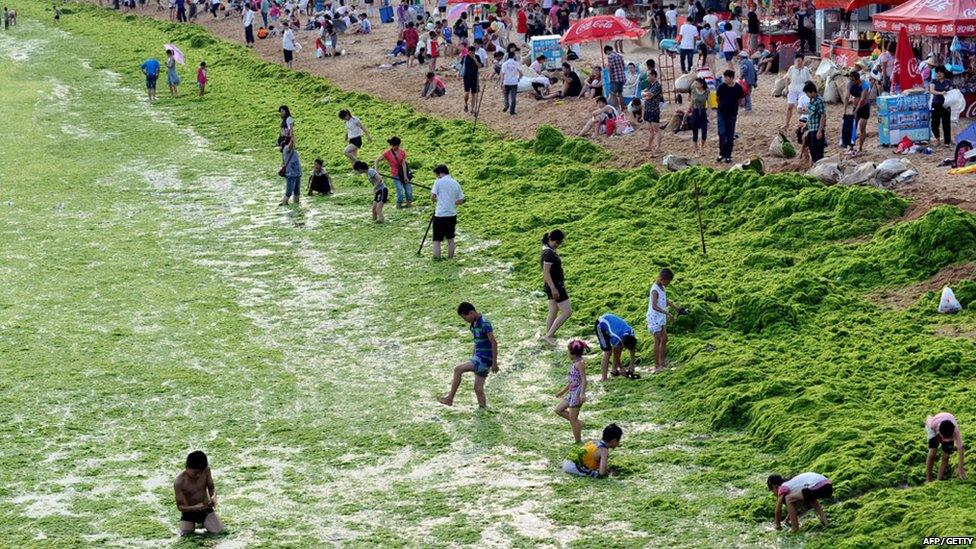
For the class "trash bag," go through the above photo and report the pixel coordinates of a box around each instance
[823,79,840,103]
[945,89,965,123]
[833,75,850,105]
[662,155,699,171]
[729,158,765,174]
[838,161,877,185]
[815,58,838,82]
[773,76,788,97]
[675,72,695,92]
[769,132,796,158]
[876,158,913,182]
[939,286,962,314]
[807,161,843,184]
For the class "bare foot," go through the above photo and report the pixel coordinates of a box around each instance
[542,335,557,347]
[437,396,453,406]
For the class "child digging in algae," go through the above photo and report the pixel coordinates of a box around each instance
[354,160,386,223]
[767,472,832,533]
[925,412,967,482]
[174,451,224,536]
[554,340,589,443]
[562,423,623,478]
[595,312,638,380]
[438,302,498,408]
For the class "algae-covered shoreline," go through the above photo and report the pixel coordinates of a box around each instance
[3,2,976,546]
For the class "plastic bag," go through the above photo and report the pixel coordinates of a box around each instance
[823,79,840,103]
[675,72,695,92]
[769,132,796,158]
[945,89,965,123]
[773,76,788,97]
[939,286,962,314]
[876,158,913,182]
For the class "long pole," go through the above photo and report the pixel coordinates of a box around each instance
[694,180,706,256]
[417,213,435,255]
[471,70,487,129]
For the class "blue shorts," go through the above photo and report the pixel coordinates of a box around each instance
[609,81,624,94]
[146,74,158,89]
[471,355,491,377]
[723,51,734,61]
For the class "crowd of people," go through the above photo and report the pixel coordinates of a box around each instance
[122,0,967,166]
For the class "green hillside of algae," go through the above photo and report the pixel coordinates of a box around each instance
[19,2,976,545]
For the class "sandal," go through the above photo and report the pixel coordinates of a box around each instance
[625,372,642,380]
[610,370,622,377]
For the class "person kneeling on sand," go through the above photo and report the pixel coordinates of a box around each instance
[925,411,967,482]
[767,472,832,533]
[562,423,623,478]
[438,302,498,408]
[421,71,446,98]
[174,451,224,536]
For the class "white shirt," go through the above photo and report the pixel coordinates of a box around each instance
[797,93,810,113]
[283,29,295,50]
[243,8,254,26]
[501,58,521,86]
[345,116,363,138]
[678,23,699,49]
[720,30,739,52]
[703,13,718,29]
[530,60,543,74]
[646,282,668,329]
[431,175,464,217]
[665,9,677,26]
[614,7,626,18]
[781,473,829,497]
[476,47,488,67]
[787,65,811,92]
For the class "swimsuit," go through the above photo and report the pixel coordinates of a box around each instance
[565,362,584,407]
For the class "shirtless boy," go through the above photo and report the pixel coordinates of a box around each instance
[174,450,224,536]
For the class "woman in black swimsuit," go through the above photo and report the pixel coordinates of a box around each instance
[541,230,571,346]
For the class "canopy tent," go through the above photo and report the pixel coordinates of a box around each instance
[813,0,904,11]
[873,0,976,37]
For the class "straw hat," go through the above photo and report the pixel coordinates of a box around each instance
[924,55,939,67]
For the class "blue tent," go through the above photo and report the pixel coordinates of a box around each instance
[956,120,976,146]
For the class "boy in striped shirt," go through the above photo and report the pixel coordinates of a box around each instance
[438,302,498,408]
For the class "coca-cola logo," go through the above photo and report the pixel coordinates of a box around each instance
[966,97,976,118]
[570,17,635,35]
[923,0,951,13]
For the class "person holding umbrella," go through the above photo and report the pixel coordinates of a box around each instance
[165,48,181,97]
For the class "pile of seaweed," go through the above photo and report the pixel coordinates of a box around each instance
[34,3,976,544]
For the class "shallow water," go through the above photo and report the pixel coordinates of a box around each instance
[0,17,779,547]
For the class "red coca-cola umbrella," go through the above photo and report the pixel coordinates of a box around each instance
[873,0,976,37]
[559,15,647,45]
[892,25,923,91]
